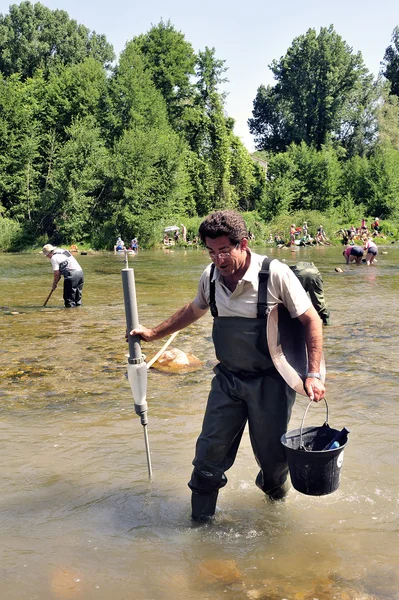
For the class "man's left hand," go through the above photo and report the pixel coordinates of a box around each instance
[304,377,325,402]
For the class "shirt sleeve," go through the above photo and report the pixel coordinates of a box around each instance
[50,256,61,271]
[268,261,312,318]
[193,265,212,310]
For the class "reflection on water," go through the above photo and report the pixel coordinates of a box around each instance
[1,246,399,599]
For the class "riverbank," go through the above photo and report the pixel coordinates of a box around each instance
[1,209,398,252]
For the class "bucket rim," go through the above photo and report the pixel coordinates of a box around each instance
[281,427,348,454]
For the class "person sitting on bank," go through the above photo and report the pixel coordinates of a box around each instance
[343,245,363,264]
[290,261,330,325]
[130,210,325,523]
[115,237,125,252]
[42,244,84,308]
[363,237,378,265]
[372,217,380,233]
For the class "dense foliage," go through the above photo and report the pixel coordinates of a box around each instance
[249,25,399,225]
[0,5,263,249]
[0,6,398,250]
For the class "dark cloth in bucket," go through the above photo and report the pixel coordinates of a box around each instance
[281,424,348,496]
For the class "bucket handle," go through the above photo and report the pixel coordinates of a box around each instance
[299,398,329,450]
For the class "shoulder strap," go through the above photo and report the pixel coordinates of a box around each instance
[257,257,272,318]
[210,257,272,318]
[209,264,217,317]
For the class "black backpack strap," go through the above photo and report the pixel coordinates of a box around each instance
[257,257,272,318]
[209,263,218,317]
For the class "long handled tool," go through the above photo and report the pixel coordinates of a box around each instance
[122,252,152,480]
[43,288,55,307]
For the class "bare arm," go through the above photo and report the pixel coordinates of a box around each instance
[52,270,61,290]
[130,301,208,342]
[298,306,325,402]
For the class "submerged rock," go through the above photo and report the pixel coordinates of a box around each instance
[151,347,203,373]
[198,559,241,584]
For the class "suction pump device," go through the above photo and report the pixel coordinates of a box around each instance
[122,252,152,479]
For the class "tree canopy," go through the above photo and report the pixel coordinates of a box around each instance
[382,26,399,97]
[249,26,374,154]
[0,1,114,78]
[0,7,398,250]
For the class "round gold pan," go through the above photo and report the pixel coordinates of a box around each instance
[267,303,326,396]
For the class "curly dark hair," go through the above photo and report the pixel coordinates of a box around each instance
[198,211,248,245]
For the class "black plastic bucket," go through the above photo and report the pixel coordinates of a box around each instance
[281,400,348,496]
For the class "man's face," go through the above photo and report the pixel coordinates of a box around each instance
[205,235,247,277]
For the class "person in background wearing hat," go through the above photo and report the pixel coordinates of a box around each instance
[290,261,330,325]
[372,217,380,233]
[343,245,364,264]
[42,244,84,308]
[130,211,325,523]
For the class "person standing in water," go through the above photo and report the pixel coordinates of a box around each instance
[42,244,84,308]
[130,211,325,523]
[343,245,363,264]
[363,237,378,265]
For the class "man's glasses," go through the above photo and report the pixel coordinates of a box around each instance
[208,244,239,260]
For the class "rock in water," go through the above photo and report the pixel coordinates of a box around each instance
[198,559,241,584]
[151,348,203,373]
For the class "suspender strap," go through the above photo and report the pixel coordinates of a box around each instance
[209,257,272,318]
[209,263,218,317]
[257,257,272,318]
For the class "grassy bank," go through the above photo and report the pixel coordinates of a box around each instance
[2,210,398,253]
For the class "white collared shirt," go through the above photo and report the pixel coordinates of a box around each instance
[193,251,311,318]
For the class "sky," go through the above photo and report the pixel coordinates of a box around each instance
[0,0,397,151]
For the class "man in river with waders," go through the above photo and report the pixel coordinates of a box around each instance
[42,244,84,308]
[131,211,325,523]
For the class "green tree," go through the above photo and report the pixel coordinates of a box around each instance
[132,20,196,125]
[258,142,343,219]
[108,42,174,139]
[376,83,399,150]
[0,73,42,221]
[366,145,399,218]
[42,116,109,241]
[107,42,194,226]
[249,26,374,153]
[382,26,399,97]
[36,58,109,139]
[0,1,114,78]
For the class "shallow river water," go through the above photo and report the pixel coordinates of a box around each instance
[1,244,399,600]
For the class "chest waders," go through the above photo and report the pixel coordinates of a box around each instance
[53,250,84,308]
[189,258,296,522]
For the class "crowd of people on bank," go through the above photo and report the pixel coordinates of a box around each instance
[338,217,383,245]
[282,222,329,247]
[163,223,200,246]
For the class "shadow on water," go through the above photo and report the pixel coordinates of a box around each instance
[0,248,399,599]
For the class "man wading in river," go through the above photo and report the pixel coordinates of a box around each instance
[131,211,325,523]
[42,244,84,308]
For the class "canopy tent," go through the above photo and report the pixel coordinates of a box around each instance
[164,226,180,233]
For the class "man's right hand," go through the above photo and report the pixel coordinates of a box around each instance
[127,325,155,342]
